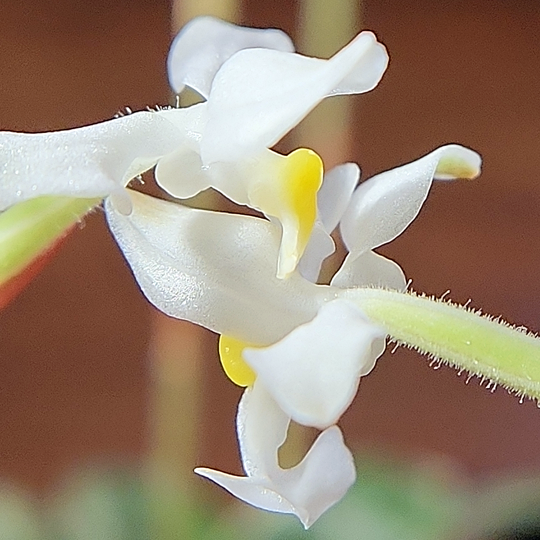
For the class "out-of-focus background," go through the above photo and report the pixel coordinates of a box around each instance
[1,0,540,538]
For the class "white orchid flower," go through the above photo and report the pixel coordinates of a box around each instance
[105,144,481,526]
[0,16,388,280]
[156,16,389,277]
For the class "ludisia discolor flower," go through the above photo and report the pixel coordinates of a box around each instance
[105,145,480,527]
[0,15,484,528]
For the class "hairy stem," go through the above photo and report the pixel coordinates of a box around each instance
[347,288,540,401]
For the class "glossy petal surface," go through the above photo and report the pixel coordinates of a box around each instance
[201,31,388,164]
[339,144,481,257]
[297,221,335,283]
[317,162,359,234]
[297,163,360,282]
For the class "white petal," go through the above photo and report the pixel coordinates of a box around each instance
[155,103,207,152]
[297,221,335,283]
[105,191,331,345]
[196,384,295,515]
[155,147,211,199]
[195,469,301,517]
[236,381,289,477]
[155,105,250,204]
[339,144,482,256]
[332,250,407,291]
[201,32,388,164]
[243,299,386,429]
[195,383,356,529]
[0,112,183,212]
[317,163,359,233]
[297,163,359,283]
[167,16,294,97]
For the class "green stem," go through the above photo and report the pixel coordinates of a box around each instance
[0,196,100,284]
[347,288,540,401]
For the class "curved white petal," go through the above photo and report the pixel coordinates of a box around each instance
[0,112,183,212]
[243,299,386,429]
[105,191,332,345]
[167,16,294,97]
[155,105,252,204]
[332,250,407,291]
[318,163,359,233]
[195,383,356,529]
[294,163,359,283]
[155,110,332,280]
[280,163,360,283]
[297,221,335,283]
[155,147,211,199]
[339,144,482,257]
[236,381,289,477]
[201,32,388,164]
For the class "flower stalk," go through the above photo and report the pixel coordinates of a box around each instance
[348,288,540,401]
[0,196,99,284]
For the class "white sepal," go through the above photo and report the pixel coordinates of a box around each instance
[243,300,386,429]
[105,190,330,345]
[297,221,335,283]
[195,382,356,529]
[167,16,294,97]
[297,163,359,283]
[0,112,183,212]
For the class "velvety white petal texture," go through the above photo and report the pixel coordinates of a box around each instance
[0,112,183,212]
[339,144,482,257]
[332,250,407,291]
[155,104,207,149]
[243,300,386,429]
[167,16,294,97]
[195,382,356,529]
[201,31,388,164]
[105,191,334,345]
[155,105,249,204]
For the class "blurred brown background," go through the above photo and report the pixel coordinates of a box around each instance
[1,0,540,495]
